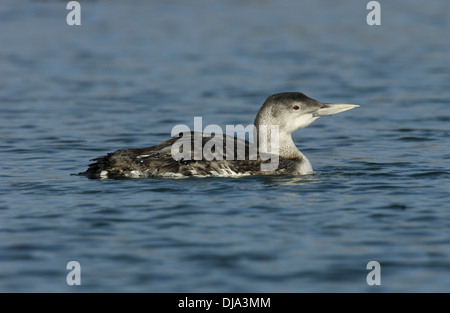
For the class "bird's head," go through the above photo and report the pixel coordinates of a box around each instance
[255,92,359,134]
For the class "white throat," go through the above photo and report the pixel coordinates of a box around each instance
[285,113,319,134]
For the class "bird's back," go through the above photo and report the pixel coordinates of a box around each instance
[81,132,301,178]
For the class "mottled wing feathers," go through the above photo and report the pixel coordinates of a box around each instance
[81,132,296,178]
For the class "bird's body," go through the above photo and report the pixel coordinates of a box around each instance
[81,92,358,179]
[83,132,307,178]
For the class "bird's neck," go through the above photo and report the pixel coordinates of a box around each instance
[254,122,313,174]
[278,132,304,159]
[255,124,303,160]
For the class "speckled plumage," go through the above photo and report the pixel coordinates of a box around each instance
[81,92,358,178]
[82,132,302,178]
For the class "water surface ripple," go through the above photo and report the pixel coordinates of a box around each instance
[0,0,449,292]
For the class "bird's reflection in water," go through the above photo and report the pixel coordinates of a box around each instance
[258,174,319,186]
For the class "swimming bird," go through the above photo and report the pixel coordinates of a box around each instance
[81,92,358,178]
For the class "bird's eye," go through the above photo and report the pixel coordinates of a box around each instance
[293,105,299,110]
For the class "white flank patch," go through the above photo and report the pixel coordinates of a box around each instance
[208,166,250,178]
[100,171,108,178]
[161,172,186,178]
[128,170,143,178]
[190,169,199,175]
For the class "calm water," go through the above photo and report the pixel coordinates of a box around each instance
[1,0,449,292]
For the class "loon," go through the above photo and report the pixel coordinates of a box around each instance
[81,92,358,179]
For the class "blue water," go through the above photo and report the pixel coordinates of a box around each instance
[1,0,449,292]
